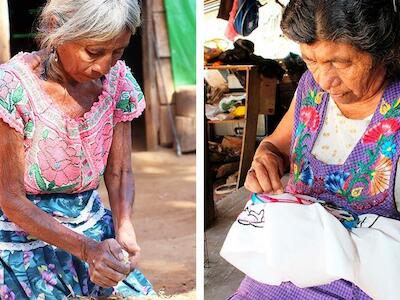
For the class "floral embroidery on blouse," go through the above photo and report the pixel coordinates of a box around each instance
[291,88,400,209]
[0,55,145,194]
[287,71,400,217]
[331,101,400,203]
[292,90,324,187]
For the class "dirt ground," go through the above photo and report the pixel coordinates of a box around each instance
[98,148,196,296]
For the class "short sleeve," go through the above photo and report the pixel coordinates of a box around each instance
[113,61,146,125]
[0,68,31,135]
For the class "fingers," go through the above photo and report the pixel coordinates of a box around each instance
[120,240,141,271]
[266,164,284,193]
[244,169,263,193]
[105,255,130,275]
[127,249,141,271]
[108,238,124,261]
[252,163,273,192]
[91,274,118,288]
[244,153,284,194]
[93,261,125,286]
[88,240,131,288]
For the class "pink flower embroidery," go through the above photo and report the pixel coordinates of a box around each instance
[0,72,18,99]
[299,106,320,131]
[37,138,81,187]
[362,119,400,144]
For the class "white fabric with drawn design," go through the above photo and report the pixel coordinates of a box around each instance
[311,96,400,210]
[221,200,400,300]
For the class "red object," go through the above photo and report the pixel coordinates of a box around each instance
[225,0,240,40]
[362,118,400,144]
[299,106,321,132]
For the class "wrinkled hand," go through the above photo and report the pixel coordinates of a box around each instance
[117,222,141,271]
[84,239,130,288]
[244,142,286,194]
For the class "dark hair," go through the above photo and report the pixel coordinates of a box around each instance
[281,0,400,80]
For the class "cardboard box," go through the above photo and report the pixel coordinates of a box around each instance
[176,116,196,152]
[174,86,196,117]
[259,75,277,115]
[213,115,267,137]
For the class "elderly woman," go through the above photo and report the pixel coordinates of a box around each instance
[0,0,155,298]
[229,0,400,299]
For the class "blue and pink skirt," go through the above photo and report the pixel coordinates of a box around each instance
[0,190,155,299]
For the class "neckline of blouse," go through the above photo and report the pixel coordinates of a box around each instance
[16,52,115,124]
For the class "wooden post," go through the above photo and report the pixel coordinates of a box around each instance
[0,0,10,63]
[142,0,159,150]
[237,67,260,187]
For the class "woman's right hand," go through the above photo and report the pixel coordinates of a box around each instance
[84,238,131,288]
[244,141,287,194]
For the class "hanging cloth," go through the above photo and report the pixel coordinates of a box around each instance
[217,0,235,20]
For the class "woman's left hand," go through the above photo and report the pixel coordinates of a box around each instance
[116,222,141,271]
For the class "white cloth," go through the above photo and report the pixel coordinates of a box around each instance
[311,96,400,211]
[221,198,400,300]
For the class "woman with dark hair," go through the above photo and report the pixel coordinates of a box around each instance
[229,0,400,299]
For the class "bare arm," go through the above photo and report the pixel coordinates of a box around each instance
[104,121,140,270]
[245,95,296,193]
[104,122,135,231]
[0,119,129,287]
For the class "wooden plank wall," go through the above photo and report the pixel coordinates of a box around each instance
[142,0,175,149]
[0,0,10,63]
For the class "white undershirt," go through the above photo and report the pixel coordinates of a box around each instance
[311,96,400,211]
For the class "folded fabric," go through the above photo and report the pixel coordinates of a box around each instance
[220,194,400,300]
[251,193,359,229]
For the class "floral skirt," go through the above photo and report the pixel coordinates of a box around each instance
[0,190,155,299]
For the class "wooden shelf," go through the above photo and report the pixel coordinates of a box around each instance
[205,65,261,227]
[207,118,245,124]
[204,64,256,71]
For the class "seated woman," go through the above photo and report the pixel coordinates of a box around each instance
[0,0,155,298]
[229,0,400,299]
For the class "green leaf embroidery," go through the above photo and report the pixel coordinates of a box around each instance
[31,164,47,191]
[117,92,131,112]
[0,98,9,111]
[137,92,144,102]
[42,129,49,139]
[24,120,34,135]
[11,85,24,105]
[366,149,374,160]
[47,181,56,190]
[49,183,78,193]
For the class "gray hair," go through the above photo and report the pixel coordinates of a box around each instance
[281,0,400,81]
[36,0,141,82]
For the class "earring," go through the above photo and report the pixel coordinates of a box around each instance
[52,47,58,63]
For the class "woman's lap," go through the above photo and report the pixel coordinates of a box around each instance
[228,276,372,300]
[0,190,155,299]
